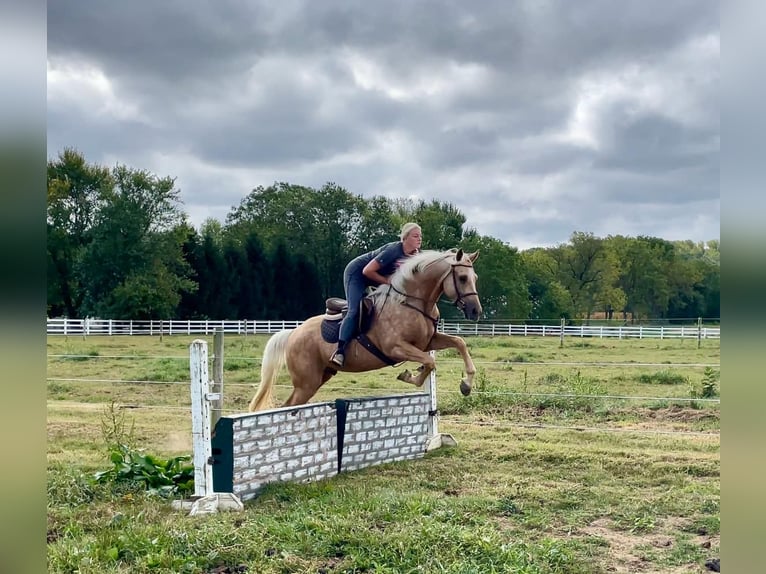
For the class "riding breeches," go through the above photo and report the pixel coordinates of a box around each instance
[338,263,369,345]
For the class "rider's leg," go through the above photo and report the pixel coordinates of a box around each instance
[332,271,366,367]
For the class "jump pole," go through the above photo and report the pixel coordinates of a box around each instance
[425,350,457,451]
[183,338,242,515]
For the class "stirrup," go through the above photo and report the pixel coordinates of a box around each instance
[330,350,345,367]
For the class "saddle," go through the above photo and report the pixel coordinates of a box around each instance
[320,297,375,343]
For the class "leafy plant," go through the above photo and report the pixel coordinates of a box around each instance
[690,367,719,399]
[700,367,720,398]
[630,512,656,534]
[94,401,194,496]
[93,444,194,496]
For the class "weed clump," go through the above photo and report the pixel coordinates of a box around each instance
[638,370,688,385]
[689,367,719,399]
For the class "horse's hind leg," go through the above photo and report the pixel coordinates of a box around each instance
[282,366,336,407]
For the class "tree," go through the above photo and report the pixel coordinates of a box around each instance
[310,183,367,298]
[239,231,271,319]
[177,219,234,319]
[391,198,466,250]
[175,223,203,320]
[226,182,367,299]
[607,235,676,320]
[665,240,720,320]
[47,148,111,316]
[293,254,325,318]
[551,232,619,320]
[351,195,399,253]
[76,164,195,319]
[521,248,574,321]
[455,230,530,320]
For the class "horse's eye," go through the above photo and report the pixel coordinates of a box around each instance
[459,276,467,283]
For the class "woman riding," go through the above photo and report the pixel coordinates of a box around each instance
[330,222,422,367]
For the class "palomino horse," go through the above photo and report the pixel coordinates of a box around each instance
[248,248,482,411]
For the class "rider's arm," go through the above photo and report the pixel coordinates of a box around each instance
[362,258,390,285]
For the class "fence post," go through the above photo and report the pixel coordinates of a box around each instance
[190,339,215,497]
[212,330,224,429]
[425,350,457,451]
[697,317,702,348]
[559,317,565,348]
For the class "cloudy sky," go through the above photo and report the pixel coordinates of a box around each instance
[47,0,719,251]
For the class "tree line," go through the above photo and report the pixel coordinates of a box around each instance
[47,149,720,323]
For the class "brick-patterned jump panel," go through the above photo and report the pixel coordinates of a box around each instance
[211,402,338,501]
[210,393,431,500]
[337,393,430,473]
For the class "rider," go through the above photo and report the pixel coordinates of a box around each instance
[330,222,422,367]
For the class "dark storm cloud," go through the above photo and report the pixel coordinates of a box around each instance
[47,0,719,250]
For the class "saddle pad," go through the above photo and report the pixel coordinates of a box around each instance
[321,317,341,343]
[320,297,375,344]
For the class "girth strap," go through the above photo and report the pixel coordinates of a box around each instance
[356,333,398,366]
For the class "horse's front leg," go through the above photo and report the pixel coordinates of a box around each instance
[397,363,433,388]
[427,333,476,396]
[390,342,436,387]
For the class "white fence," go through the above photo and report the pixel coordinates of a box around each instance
[47,318,303,336]
[441,322,720,340]
[47,317,720,340]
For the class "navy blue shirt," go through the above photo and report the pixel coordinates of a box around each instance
[347,241,408,286]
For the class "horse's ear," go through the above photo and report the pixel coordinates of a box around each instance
[455,248,464,261]
[468,250,479,263]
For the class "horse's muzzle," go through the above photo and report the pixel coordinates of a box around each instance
[461,300,482,321]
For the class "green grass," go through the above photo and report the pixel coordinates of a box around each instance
[46,334,720,573]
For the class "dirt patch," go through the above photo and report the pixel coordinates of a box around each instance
[47,528,61,544]
[581,518,717,573]
[206,565,248,573]
[637,406,719,423]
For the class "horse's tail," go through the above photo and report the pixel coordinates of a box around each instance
[248,329,292,411]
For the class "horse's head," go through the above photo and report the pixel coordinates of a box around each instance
[442,249,482,321]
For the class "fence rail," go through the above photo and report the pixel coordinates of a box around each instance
[441,322,720,339]
[47,318,720,340]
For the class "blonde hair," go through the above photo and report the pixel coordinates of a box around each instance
[400,222,421,242]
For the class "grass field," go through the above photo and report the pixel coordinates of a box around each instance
[47,334,720,573]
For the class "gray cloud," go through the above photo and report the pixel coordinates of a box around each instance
[47,0,719,250]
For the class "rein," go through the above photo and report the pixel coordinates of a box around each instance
[389,261,478,325]
[388,284,440,328]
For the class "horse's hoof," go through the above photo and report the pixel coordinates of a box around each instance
[460,380,472,396]
[397,369,412,382]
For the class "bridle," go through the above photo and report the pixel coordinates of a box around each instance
[447,262,479,312]
[387,261,478,323]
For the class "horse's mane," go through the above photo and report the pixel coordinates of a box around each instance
[370,249,456,306]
